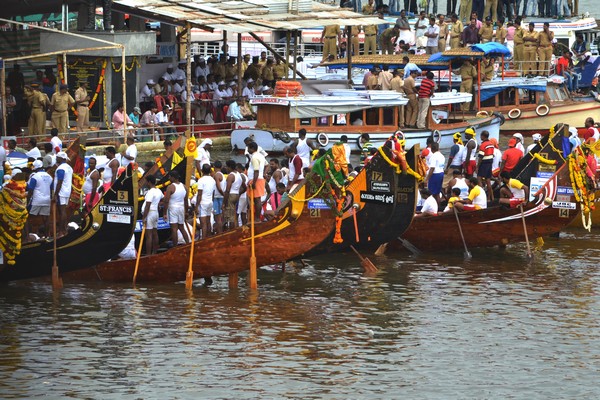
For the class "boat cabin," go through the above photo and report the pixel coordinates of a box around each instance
[255,102,403,134]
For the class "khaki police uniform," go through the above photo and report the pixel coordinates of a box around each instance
[438,21,449,52]
[523,29,539,76]
[537,30,554,76]
[28,89,47,135]
[450,20,464,49]
[513,26,525,72]
[459,62,477,111]
[51,91,75,134]
[322,25,340,60]
[75,86,90,132]
[363,24,378,55]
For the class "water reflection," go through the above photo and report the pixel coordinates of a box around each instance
[1,228,600,398]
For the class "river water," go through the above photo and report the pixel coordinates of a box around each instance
[1,227,600,399]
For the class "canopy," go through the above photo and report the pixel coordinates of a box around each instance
[428,44,511,63]
[478,79,547,102]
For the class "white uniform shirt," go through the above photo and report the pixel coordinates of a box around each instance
[197,175,216,205]
[54,163,73,198]
[29,171,53,206]
[421,195,438,214]
[427,151,446,174]
[121,144,137,167]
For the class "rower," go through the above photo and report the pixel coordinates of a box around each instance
[499,171,529,207]
[415,188,438,217]
[454,177,488,211]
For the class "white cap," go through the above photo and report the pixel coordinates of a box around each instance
[56,151,68,159]
[199,138,212,148]
[585,51,592,57]
[247,78,254,83]
[512,132,524,142]
[33,160,43,169]
[569,126,579,137]
[229,81,236,87]
[147,79,155,85]
[167,64,173,68]
[262,85,271,92]
[218,81,226,85]
[532,133,542,141]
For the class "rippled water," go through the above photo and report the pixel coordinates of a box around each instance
[1,227,600,399]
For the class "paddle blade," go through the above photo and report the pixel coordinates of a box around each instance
[361,257,378,273]
[52,265,63,289]
[185,270,194,290]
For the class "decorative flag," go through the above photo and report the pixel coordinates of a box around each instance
[184,138,197,158]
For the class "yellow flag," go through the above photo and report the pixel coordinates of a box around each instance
[589,140,600,157]
[184,138,197,158]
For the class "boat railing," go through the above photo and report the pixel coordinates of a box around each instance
[14,119,236,151]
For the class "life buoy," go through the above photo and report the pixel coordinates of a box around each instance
[432,130,441,143]
[317,132,329,147]
[356,136,364,150]
[535,104,550,117]
[508,108,522,119]
[476,110,490,118]
[492,111,506,126]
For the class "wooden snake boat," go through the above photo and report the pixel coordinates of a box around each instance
[396,123,592,252]
[0,164,138,282]
[62,159,343,283]
[306,142,419,255]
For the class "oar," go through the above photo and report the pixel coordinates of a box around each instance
[132,222,146,285]
[519,203,533,259]
[185,213,198,290]
[51,201,62,289]
[397,237,422,256]
[249,186,257,289]
[349,245,378,273]
[453,207,472,259]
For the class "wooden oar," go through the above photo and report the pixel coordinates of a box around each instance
[249,186,257,289]
[519,203,533,259]
[349,245,378,273]
[132,223,146,285]
[51,202,62,289]
[185,213,198,290]
[397,237,422,256]
[453,207,472,259]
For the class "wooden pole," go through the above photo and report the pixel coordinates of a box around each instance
[223,30,227,56]
[186,22,192,127]
[237,34,243,97]
[51,202,63,289]
[285,31,291,79]
[501,55,505,80]
[62,53,68,85]
[185,212,197,290]
[249,186,257,289]
[248,32,307,80]
[132,224,145,285]
[346,26,353,82]
[1,64,6,136]
[292,30,298,80]
[477,58,481,110]
[121,47,127,138]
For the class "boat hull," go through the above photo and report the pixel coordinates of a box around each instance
[0,164,138,282]
[494,100,600,135]
[63,175,338,282]
[306,144,418,255]
[232,115,501,153]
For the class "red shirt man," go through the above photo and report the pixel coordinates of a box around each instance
[556,53,570,76]
[583,117,599,143]
[500,138,523,173]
